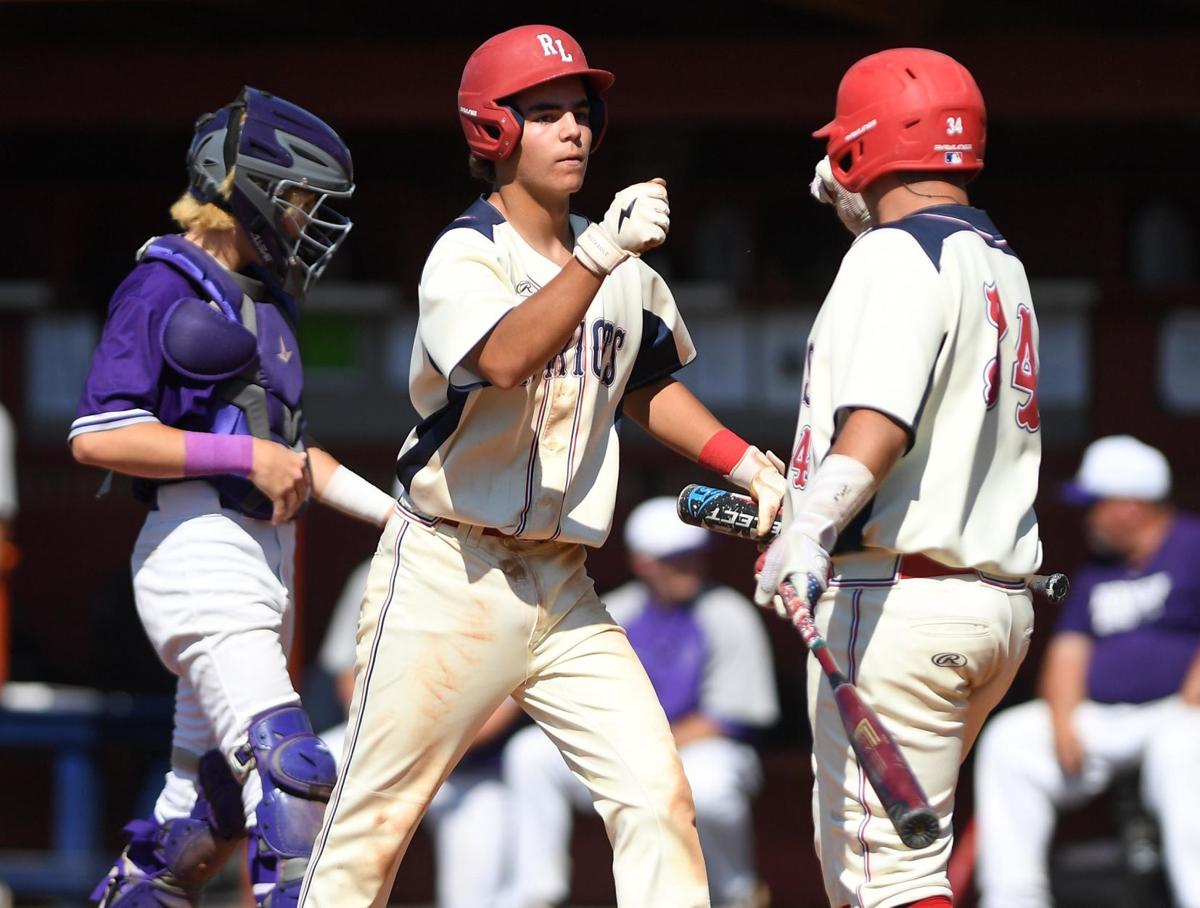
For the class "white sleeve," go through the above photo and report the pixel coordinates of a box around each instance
[318,559,373,675]
[0,404,15,520]
[694,587,780,728]
[825,229,950,433]
[626,261,697,392]
[417,229,519,390]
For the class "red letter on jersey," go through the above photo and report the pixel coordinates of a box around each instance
[1012,304,1040,432]
[982,282,1008,409]
[791,425,813,490]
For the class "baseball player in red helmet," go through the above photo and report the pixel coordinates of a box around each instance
[755,48,1043,907]
[298,24,785,907]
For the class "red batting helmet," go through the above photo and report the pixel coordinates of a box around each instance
[458,24,615,161]
[814,48,986,193]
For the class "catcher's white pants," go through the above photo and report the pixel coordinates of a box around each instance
[321,722,512,908]
[809,568,1033,908]
[424,764,511,908]
[299,513,709,908]
[504,723,762,907]
[975,696,1200,908]
[133,481,300,824]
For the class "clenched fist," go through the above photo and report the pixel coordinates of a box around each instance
[811,156,872,236]
[573,178,671,276]
[248,438,309,524]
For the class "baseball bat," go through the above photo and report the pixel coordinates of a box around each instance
[676,483,1070,602]
[782,575,940,848]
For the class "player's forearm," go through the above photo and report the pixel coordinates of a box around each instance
[310,448,396,528]
[70,422,189,478]
[307,447,341,497]
[1039,633,1092,724]
[623,377,724,461]
[474,259,603,389]
[827,407,908,483]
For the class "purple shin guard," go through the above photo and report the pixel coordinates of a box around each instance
[92,751,246,907]
[239,706,336,907]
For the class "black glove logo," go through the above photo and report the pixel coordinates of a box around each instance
[617,198,636,234]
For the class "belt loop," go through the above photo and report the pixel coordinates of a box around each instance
[464,523,485,544]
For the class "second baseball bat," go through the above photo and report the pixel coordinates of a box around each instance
[676,483,1070,602]
[782,575,940,848]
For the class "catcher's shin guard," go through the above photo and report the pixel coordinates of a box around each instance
[237,705,336,907]
[92,752,245,906]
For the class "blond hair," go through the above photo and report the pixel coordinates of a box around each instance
[169,170,238,232]
[467,153,496,185]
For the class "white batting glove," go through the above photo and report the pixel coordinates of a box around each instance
[753,512,836,617]
[810,156,872,236]
[574,179,671,276]
[727,446,786,538]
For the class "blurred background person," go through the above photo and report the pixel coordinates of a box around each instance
[503,496,779,908]
[317,544,522,908]
[974,436,1200,908]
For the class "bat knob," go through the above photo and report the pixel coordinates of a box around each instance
[894,806,940,849]
[1045,572,1071,603]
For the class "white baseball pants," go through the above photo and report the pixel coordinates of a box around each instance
[132,481,301,824]
[299,513,709,908]
[975,696,1200,908]
[321,721,513,908]
[809,571,1033,908]
[503,723,763,907]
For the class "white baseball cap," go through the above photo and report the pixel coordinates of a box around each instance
[624,496,711,560]
[1060,435,1171,505]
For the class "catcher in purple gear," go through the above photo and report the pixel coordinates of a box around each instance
[70,87,396,907]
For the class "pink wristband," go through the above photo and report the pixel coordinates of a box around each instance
[183,432,254,477]
[697,428,750,476]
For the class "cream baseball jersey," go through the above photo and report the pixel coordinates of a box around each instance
[397,197,695,546]
[788,204,1042,576]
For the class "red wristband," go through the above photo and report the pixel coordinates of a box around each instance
[697,429,750,476]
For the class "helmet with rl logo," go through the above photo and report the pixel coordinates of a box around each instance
[458,24,615,161]
[814,47,986,193]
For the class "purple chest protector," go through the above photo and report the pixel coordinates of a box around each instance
[624,599,708,723]
[143,236,305,519]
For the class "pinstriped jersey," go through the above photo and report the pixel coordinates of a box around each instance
[786,204,1042,576]
[396,196,695,547]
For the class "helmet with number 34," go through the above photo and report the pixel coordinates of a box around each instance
[815,47,986,193]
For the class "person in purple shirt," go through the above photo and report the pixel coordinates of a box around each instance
[69,88,397,908]
[503,497,780,908]
[974,436,1200,908]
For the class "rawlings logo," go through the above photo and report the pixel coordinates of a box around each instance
[845,118,878,142]
[458,106,478,117]
[932,652,968,667]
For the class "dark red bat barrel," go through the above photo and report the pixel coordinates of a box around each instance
[832,684,940,848]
